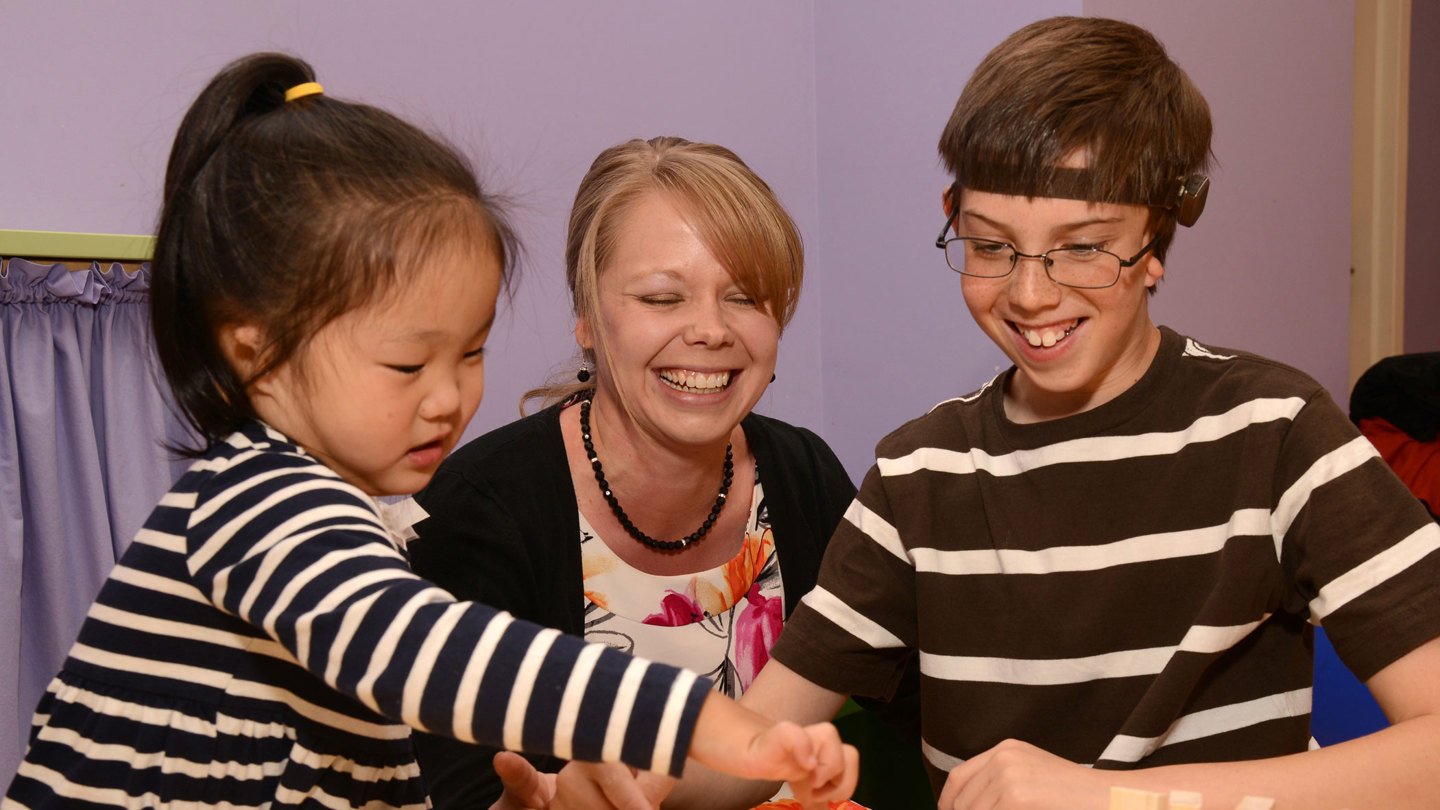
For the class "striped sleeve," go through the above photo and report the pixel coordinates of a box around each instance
[185,441,710,776]
[1273,391,1440,681]
[770,465,918,700]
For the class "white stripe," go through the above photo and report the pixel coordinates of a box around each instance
[1177,617,1267,654]
[285,737,423,781]
[922,646,1173,685]
[157,490,197,510]
[800,586,906,649]
[278,541,408,664]
[450,611,515,742]
[131,527,185,553]
[246,637,301,666]
[921,737,965,773]
[1272,436,1378,551]
[273,783,422,810]
[650,668,700,775]
[12,761,176,808]
[32,725,283,781]
[844,500,909,563]
[48,679,219,737]
[1311,523,1440,620]
[354,588,452,713]
[880,397,1306,479]
[252,521,397,635]
[69,643,232,690]
[927,376,999,413]
[912,509,1270,575]
[502,628,562,751]
[1183,338,1235,361]
[601,659,650,762]
[85,602,251,651]
[225,676,407,740]
[553,642,605,760]
[322,587,388,686]
[107,564,210,605]
[188,457,292,530]
[921,619,1262,685]
[191,477,376,573]
[401,602,469,730]
[1098,688,1311,763]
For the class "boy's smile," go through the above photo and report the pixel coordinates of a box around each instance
[954,189,1164,424]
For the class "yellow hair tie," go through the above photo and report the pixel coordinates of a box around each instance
[284,82,324,102]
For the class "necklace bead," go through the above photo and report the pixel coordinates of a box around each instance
[579,397,732,552]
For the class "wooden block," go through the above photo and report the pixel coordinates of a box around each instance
[1233,797,1275,810]
[1168,789,1203,809]
[1110,786,1168,810]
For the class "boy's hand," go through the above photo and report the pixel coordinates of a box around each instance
[489,752,556,810]
[492,755,672,810]
[937,738,1108,809]
[553,761,674,810]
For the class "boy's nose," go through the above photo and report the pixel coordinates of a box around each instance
[1007,256,1063,309]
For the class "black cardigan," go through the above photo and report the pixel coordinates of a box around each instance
[408,402,857,807]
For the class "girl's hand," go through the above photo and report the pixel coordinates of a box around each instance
[937,738,1109,809]
[743,721,859,809]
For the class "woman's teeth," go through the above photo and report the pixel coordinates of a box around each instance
[1020,322,1078,348]
[660,369,731,393]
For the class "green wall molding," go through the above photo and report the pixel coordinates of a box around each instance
[0,229,154,262]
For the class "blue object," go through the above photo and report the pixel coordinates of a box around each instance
[1311,627,1389,745]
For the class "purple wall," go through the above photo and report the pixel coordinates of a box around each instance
[0,1,827,443]
[811,0,1355,476]
[1408,0,1440,353]
[2,2,1357,475]
[1087,0,1354,401]
[812,1,1079,475]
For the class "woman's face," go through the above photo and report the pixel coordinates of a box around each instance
[578,191,781,451]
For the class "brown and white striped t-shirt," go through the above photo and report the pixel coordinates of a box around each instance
[771,327,1440,794]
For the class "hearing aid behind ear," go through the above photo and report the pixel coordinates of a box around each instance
[1174,175,1209,227]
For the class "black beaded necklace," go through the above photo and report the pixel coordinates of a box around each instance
[579,396,733,552]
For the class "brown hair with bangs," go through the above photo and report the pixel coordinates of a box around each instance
[524,136,803,410]
[938,16,1212,263]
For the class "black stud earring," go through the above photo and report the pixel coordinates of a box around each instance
[577,358,592,384]
[771,373,777,383]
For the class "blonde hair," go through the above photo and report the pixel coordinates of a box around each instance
[524,136,803,412]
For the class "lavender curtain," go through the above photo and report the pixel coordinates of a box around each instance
[0,258,190,780]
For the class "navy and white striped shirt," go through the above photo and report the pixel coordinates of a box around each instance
[6,421,710,808]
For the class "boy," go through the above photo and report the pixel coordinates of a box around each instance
[502,16,1440,810]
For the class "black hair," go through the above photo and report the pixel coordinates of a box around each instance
[150,52,517,453]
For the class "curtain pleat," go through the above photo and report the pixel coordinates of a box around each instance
[0,258,191,779]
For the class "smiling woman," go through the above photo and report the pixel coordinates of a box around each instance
[402,137,877,807]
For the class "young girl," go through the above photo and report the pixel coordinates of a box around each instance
[4,53,855,809]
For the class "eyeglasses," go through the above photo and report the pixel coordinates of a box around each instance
[934,207,1160,290]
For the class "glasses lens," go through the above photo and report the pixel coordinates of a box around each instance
[949,238,1013,277]
[1046,248,1122,288]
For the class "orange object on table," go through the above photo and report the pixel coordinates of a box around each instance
[754,795,864,801]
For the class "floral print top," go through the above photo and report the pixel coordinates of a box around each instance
[580,477,783,698]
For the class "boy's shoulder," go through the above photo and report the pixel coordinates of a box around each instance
[874,373,1003,458]
[1168,331,1328,402]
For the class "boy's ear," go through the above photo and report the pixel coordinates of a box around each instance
[1143,240,1166,289]
[217,322,267,382]
[941,184,956,219]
